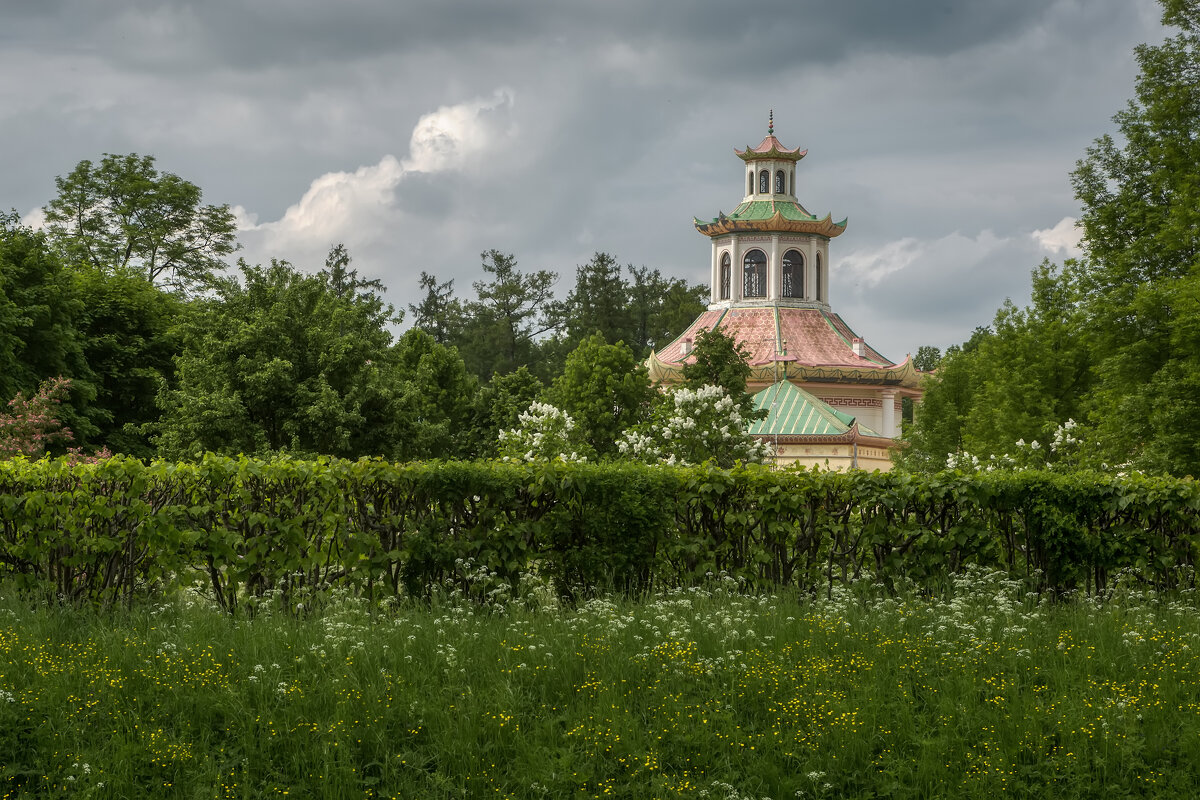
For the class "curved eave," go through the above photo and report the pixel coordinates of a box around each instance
[694,212,847,238]
[735,145,807,162]
[648,353,922,390]
[746,358,923,389]
[752,425,896,448]
[647,349,686,384]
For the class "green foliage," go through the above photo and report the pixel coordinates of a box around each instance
[900,263,1092,471]
[467,366,544,458]
[562,252,634,348]
[628,264,709,357]
[154,247,406,459]
[1068,2,1200,474]
[902,5,1200,477]
[0,212,96,444]
[913,345,942,372]
[963,261,1092,458]
[9,581,1200,798]
[681,326,763,421]
[42,153,238,293]
[390,328,478,460]
[897,344,978,471]
[407,270,462,345]
[455,250,563,380]
[4,456,1200,613]
[544,333,655,459]
[562,254,708,359]
[72,264,184,457]
[444,251,706,383]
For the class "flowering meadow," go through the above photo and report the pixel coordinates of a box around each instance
[3,568,1200,798]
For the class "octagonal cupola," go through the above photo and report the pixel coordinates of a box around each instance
[737,110,808,203]
[693,113,847,310]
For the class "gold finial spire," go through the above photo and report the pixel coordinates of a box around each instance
[768,109,774,136]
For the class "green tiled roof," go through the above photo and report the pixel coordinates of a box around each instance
[748,381,857,437]
[728,200,816,221]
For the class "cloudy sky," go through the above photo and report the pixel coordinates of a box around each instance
[2,0,1168,362]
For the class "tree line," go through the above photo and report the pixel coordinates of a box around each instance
[2,153,718,463]
[902,0,1200,478]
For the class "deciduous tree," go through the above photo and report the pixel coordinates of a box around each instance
[0,212,96,444]
[544,333,655,459]
[154,247,404,459]
[680,326,763,421]
[43,153,238,292]
[1069,0,1200,473]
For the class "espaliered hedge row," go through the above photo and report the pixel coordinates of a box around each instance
[0,455,1197,611]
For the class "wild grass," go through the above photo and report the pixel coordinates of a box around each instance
[2,568,1200,798]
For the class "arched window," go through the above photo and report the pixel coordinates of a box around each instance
[816,252,823,302]
[782,250,805,298]
[720,252,731,300]
[775,170,785,194]
[748,172,754,195]
[743,249,766,298]
[758,170,769,194]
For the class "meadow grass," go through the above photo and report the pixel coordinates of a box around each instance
[2,568,1200,799]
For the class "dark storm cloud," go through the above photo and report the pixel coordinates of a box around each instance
[4,0,1071,74]
[0,0,1169,354]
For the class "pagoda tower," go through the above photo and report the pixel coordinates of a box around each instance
[647,113,923,470]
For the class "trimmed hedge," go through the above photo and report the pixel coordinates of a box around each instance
[0,455,1197,611]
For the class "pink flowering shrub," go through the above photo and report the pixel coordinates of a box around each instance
[0,377,110,462]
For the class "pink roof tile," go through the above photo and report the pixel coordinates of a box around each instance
[658,306,894,370]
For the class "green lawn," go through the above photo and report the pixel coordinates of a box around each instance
[3,570,1199,798]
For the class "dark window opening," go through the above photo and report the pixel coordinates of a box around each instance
[782,249,805,298]
[720,253,731,300]
[775,170,785,193]
[758,170,769,194]
[743,249,766,298]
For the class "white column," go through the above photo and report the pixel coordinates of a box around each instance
[881,390,897,438]
[730,234,742,301]
[769,234,781,300]
[711,241,719,303]
[805,240,815,301]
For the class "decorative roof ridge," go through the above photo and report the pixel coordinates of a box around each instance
[818,309,853,350]
[822,311,892,367]
[848,421,893,444]
[750,380,855,437]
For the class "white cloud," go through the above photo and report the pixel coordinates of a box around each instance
[237,88,516,267]
[1031,216,1082,258]
[838,229,1006,290]
[832,228,1042,357]
[837,237,924,288]
[402,88,516,173]
[21,206,48,230]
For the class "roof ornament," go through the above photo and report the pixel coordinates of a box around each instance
[768,109,774,137]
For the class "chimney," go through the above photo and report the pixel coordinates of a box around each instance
[681,337,693,356]
[851,338,865,357]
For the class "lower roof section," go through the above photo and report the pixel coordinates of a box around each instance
[647,305,923,390]
[748,381,890,446]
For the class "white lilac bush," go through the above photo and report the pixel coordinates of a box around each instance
[497,402,589,463]
[944,418,1127,474]
[617,384,772,468]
